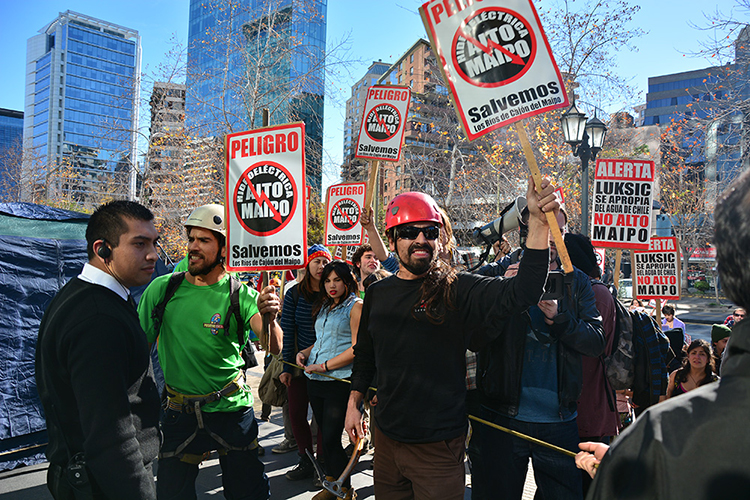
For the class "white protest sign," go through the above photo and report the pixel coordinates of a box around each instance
[633,236,681,301]
[420,0,569,141]
[325,182,366,246]
[590,159,655,250]
[225,122,307,271]
[355,85,411,161]
[332,245,355,265]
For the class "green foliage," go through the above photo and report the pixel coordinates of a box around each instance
[694,280,710,293]
[307,196,325,245]
[633,144,650,155]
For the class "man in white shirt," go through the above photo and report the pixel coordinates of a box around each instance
[36,200,161,500]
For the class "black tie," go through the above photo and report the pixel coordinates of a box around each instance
[127,294,137,309]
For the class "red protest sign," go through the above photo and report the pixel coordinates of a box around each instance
[225,122,307,271]
[633,237,681,301]
[419,0,569,141]
[355,85,411,161]
[590,159,655,250]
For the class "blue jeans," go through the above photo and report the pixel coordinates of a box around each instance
[157,406,269,500]
[477,408,582,500]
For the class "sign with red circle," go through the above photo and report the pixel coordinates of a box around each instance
[225,122,307,271]
[420,0,569,141]
[325,182,366,246]
[355,85,411,161]
[452,7,536,88]
[233,161,297,237]
[364,104,402,142]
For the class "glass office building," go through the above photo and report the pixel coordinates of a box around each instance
[186,0,326,193]
[23,11,140,205]
[0,109,24,200]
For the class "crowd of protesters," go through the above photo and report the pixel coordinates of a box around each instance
[35,171,750,500]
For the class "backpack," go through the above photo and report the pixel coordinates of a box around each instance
[150,272,258,369]
[599,284,673,408]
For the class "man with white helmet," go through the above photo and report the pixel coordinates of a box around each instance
[138,204,282,500]
[345,179,560,499]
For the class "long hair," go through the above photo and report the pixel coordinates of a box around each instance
[312,261,358,317]
[300,256,328,302]
[418,259,458,324]
[675,339,716,385]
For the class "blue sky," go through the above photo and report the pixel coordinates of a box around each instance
[0,0,737,189]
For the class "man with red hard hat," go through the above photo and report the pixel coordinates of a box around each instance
[345,178,561,499]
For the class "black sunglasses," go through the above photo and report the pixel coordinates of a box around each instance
[396,225,440,240]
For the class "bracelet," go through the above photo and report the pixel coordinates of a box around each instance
[324,360,329,372]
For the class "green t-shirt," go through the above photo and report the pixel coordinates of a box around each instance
[138,273,260,412]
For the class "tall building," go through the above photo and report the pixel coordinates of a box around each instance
[23,11,140,206]
[341,60,391,182]
[375,39,474,207]
[644,26,750,199]
[186,0,327,193]
[148,83,186,175]
[0,109,24,201]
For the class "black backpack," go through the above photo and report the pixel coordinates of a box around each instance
[598,282,673,408]
[150,272,258,369]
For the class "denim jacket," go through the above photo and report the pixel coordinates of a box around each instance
[308,294,361,382]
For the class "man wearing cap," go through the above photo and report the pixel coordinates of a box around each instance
[345,178,560,499]
[712,323,732,374]
[138,204,282,500]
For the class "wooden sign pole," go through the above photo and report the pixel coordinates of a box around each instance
[364,161,379,212]
[514,122,573,275]
[614,249,622,291]
[260,108,271,351]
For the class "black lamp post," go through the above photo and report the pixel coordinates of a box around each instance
[560,103,607,236]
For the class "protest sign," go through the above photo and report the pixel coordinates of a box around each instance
[325,182,366,246]
[591,159,655,250]
[225,122,307,271]
[355,85,411,161]
[420,0,569,140]
[633,236,681,300]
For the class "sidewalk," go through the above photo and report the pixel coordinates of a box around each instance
[3,357,542,499]
[670,294,736,325]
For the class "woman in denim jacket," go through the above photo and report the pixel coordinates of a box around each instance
[296,261,363,500]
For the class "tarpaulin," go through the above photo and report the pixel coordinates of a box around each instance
[0,203,88,470]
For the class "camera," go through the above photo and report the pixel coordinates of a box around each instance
[541,270,568,301]
[471,196,528,246]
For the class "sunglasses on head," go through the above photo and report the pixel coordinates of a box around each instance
[396,225,440,240]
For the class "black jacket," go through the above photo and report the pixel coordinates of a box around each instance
[588,319,750,499]
[36,278,160,500]
[477,267,605,417]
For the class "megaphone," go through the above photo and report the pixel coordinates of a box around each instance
[471,196,528,246]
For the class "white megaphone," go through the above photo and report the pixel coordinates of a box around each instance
[471,196,528,246]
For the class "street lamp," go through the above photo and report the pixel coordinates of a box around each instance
[560,102,607,236]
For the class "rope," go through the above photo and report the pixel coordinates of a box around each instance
[0,443,47,457]
[268,353,580,460]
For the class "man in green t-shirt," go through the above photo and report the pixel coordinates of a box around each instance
[138,204,282,500]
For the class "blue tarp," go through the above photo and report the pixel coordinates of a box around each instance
[0,203,89,471]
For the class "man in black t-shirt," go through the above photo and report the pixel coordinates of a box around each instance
[345,178,560,499]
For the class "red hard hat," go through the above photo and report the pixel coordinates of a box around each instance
[385,192,443,230]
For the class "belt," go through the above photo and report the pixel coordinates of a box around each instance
[166,372,244,414]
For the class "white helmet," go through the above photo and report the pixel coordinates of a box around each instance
[185,204,225,236]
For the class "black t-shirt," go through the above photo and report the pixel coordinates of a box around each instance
[351,248,549,443]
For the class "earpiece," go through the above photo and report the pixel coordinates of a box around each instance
[97,241,111,259]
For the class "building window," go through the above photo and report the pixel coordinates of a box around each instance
[396,180,401,189]
[410,67,414,75]
[410,54,414,63]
